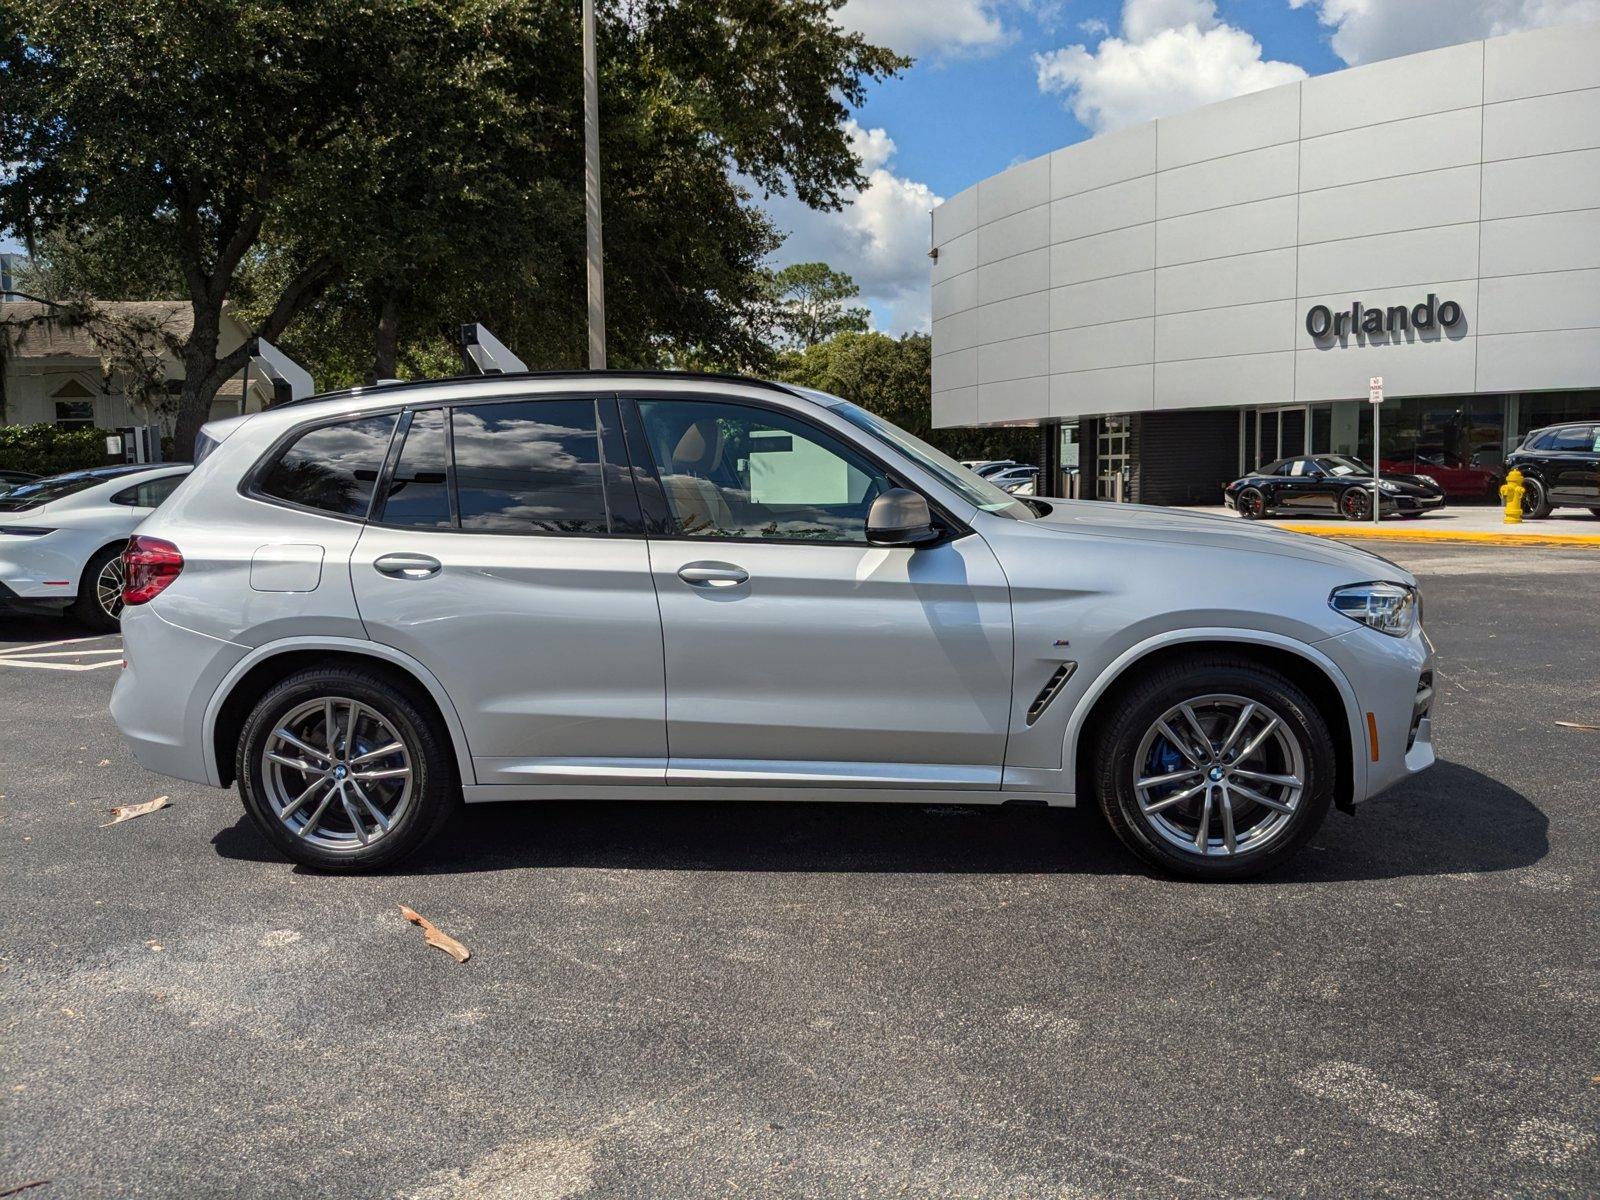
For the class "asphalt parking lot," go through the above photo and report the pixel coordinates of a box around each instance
[2,543,1597,1199]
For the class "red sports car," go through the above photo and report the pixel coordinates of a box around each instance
[1379,452,1501,499]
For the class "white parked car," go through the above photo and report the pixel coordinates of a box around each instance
[110,373,1434,879]
[0,464,192,631]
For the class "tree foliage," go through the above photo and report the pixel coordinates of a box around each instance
[774,331,1041,465]
[0,0,905,452]
[767,261,870,349]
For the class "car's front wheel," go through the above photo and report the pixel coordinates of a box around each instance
[1340,488,1374,520]
[237,665,458,871]
[1091,655,1336,880]
[1234,487,1267,520]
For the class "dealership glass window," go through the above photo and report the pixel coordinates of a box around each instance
[1355,395,1507,472]
[1096,415,1130,500]
[1515,390,1600,440]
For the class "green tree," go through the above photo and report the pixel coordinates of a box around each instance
[2,1,905,449]
[774,330,1040,465]
[767,261,871,349]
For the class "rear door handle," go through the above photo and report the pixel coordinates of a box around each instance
[373,552,441,579]
[677,562,749,588]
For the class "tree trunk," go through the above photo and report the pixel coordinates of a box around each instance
[172,308,225,461]
[371,291,401,383]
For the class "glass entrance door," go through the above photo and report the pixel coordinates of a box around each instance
[1255,405,1309,467]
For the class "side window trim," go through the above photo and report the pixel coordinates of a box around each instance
[366,393,645,538]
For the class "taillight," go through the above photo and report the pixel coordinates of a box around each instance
[123,536,183,605]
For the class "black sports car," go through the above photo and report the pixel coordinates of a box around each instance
[1223,455,1447,521]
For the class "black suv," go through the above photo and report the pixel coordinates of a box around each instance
[1504,423,1600,518]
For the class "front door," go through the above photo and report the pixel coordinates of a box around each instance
[1547,424,1600,502]
[627,395,1014,790]
[350,396,668,787]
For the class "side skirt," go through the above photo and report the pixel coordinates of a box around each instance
[462,783,1076,807]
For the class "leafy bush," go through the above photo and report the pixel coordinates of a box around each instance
[0,424,113,476]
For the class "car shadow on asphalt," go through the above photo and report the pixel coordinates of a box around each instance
[211,760,1545,884]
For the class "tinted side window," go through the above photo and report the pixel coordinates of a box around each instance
[259,414,397,517]
[452,399,609,534]
[379,409,453,528]
[111,474,185,509]
[636,399,890,543]
[1548,425,1595,452]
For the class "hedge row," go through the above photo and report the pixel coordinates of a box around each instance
[0,424,115,476]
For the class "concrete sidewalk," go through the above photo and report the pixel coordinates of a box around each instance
[1193,503,1600,547]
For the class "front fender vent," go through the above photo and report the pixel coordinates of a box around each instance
[1025,662,1077,726]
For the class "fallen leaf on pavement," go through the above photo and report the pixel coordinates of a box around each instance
[101,796,170,827]
[399,905,470,963]
[97,759,111,767]
[1555,721,1600,732]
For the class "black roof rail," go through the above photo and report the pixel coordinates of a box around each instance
[266,368,801,411]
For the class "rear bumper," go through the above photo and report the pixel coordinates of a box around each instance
[110,604,246,787]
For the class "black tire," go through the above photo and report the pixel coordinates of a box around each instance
[72,544,125,632]
[1521,476,1552,519]
[1399,512,1424,519]
[1091,654,1336,881]
[236,665,459,871]
[1235,487,1268,520]
[1339,487,1373,521]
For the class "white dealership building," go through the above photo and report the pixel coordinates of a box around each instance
[930,20,1600,503]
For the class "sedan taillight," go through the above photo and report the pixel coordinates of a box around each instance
[123,536,184,605]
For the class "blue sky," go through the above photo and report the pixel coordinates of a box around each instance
[767,0,1600,332]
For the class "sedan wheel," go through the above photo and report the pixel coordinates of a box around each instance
[1235,487,1267,520]
[1340,488,1373,520]
[72,545,127,632]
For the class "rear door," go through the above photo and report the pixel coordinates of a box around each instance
[350,396,668,788]
[1546,425,1599,503]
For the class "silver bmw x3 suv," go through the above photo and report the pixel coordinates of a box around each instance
[111,372,1435,879]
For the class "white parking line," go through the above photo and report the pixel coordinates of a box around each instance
[0,636,124,671]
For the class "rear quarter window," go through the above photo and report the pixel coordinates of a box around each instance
[257,414,399,517]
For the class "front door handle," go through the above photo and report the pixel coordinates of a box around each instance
[373,552,442,579]
[677,562,749,588]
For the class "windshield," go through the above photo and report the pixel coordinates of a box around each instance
[830,401,1039,520]
[1316,456,1372,477]
[0,471,113,512]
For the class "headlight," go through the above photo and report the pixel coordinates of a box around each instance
[1378,480,1401,493]
[1330,582,1419,637]
[1417,475,1439,488]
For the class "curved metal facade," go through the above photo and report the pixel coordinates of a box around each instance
[930,20,1600,428]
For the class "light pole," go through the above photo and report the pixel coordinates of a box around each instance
[582,0,606,370]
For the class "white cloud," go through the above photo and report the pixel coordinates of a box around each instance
[1289,0,1600,65]
[1034,0,1307,133]
[761,121,942,334]
[835,0,1009,57]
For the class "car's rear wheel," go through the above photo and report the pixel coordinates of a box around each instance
[72,544,125,632]
[1339,488,1373,520]
[1521,476,1552,519]
[1091,655,1335,881]
[237,665,458,871]
[1235,487,1267,520]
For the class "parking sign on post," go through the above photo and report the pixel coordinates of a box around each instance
[1369,377,1383,523]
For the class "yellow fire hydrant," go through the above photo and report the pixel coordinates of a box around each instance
[1500,467,1525,524]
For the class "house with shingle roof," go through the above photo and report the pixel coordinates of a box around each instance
[1,299,274,432]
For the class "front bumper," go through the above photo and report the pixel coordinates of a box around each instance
[1316,621,1436,804]
[1392,492,1446,514]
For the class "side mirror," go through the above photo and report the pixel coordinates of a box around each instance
[866,488,939,547]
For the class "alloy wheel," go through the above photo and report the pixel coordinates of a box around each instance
[1341,489,1369,519]
[1132,694,1306,858]
[260,696,414,852]
[96,554,126,622]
